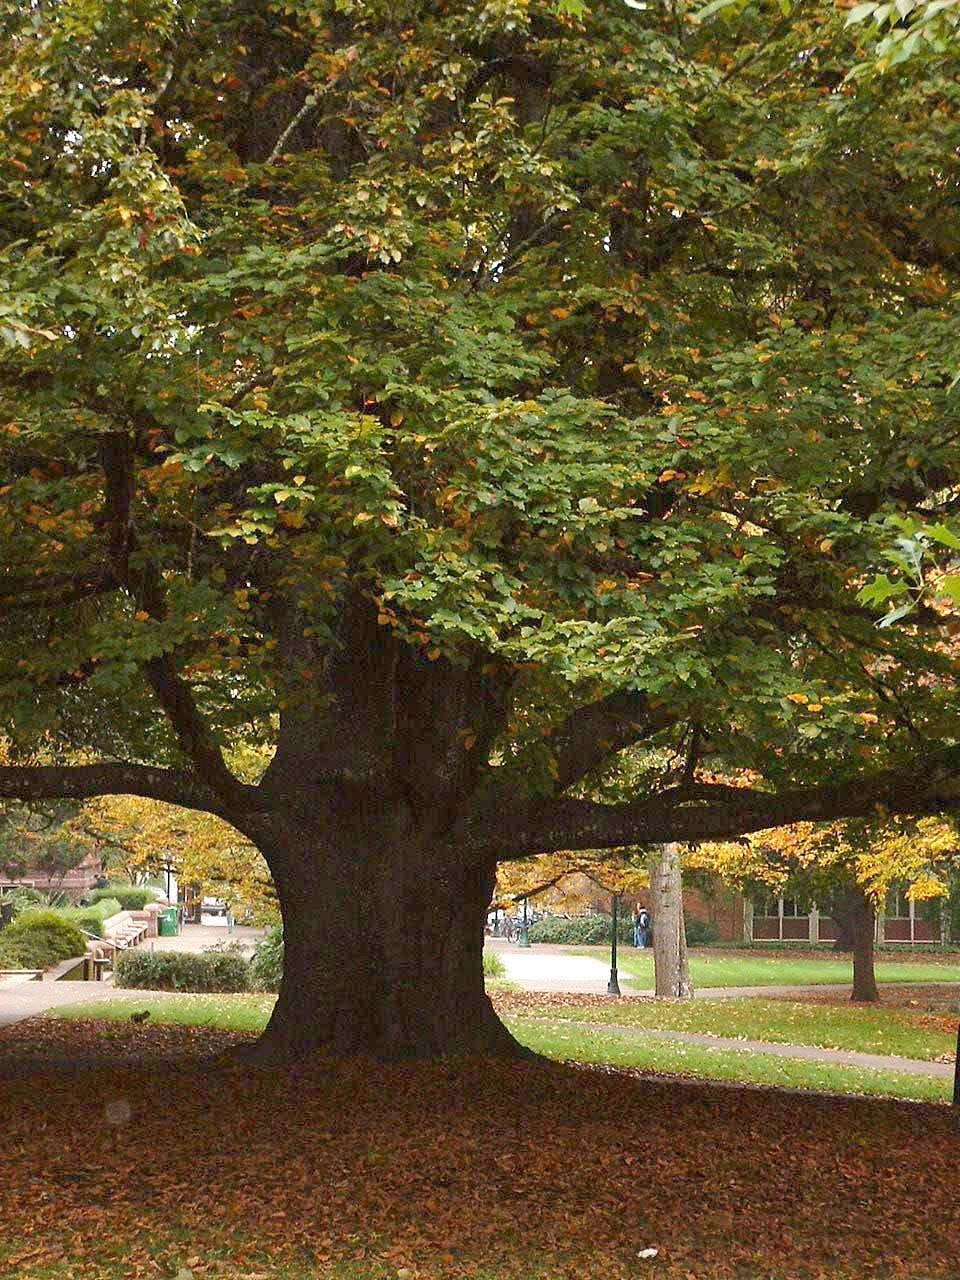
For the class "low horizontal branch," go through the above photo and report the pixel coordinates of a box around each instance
[0,763,247,818]
[474,746,960,856]
[0,569,119,612]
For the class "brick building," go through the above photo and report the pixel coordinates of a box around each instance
[0,849,105,903]
[525,870,954,947]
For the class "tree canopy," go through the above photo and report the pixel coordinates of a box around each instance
[2,0,960,1056]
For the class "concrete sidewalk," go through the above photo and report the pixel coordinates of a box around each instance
[0,921,265,1028]
[516,1015,956,1079]
[0,980,131,1027]
[494,943,614,993]
[145,923,265,955]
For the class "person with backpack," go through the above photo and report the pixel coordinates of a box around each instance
[634,905,651,948]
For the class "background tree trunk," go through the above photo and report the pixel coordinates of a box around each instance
[649,843,693,999]
[834,885,880,1002]
[940,894,952,949]
[240,808,524,1063]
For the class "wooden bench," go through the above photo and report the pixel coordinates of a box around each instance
[102,911,149,951]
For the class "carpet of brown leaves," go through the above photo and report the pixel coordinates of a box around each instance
[1,1017,958,1280]
[774,983,960,1020]
[494,987,960,1035]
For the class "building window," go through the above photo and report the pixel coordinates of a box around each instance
[885,887,910,919]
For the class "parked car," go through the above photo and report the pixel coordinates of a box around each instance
[199,898,234,929]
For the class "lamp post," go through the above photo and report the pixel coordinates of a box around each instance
[607,892,621,995]
[519,896,531,948]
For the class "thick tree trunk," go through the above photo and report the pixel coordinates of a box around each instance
[649,843,693,999]
[238,808,526,1063]
[834,886,880,1003]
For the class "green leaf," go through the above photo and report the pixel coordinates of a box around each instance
[925,523,960,550]
[845,1,879,23]
[877,602,915,628]
[857,575,909,607]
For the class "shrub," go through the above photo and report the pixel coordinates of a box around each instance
[527,915,633,946]
[0,911,87,970]
[249,926,283,992]
[482,950,505,980]
[5,886,45,917]
[89,885,154,911]
[56,899,123,938]
[685,918,721,947]
[116,950,250,992]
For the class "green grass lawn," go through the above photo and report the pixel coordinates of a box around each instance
[45,992,276,1032]
[46,993,954,1104]
[508,996,957,1060]
[589,949,960,989]
[508,1019,952,1103]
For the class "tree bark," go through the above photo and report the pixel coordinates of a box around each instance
[238,807,526,1063]
[834,886,880,1003]
[648,843,693,999]
[940,895,952,949]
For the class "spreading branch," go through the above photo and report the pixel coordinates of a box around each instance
[99,432,248,804]
[471,746,960,857]
[547,690,676,794]
[0,763,234,817]
[0,568,119,612]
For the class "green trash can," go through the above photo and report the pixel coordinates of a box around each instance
[158,906,179,937]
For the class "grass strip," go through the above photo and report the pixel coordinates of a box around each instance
[507,1018,952,1103]
[600,950,960,989]
[511,996,957,1061]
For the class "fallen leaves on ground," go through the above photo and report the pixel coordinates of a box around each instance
[771,982,960,1024]
[1,1017,958,1280]
[493,990,662,1015]
[495,986,960,1034]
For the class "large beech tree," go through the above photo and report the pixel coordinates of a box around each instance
[2,0,960,1061]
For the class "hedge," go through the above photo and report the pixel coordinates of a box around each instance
[116,950,250,992]
[90,885,154,911]
[527,915,634,946]
[249,926,283,992]
[0,911,87,970]
[55,899,123,938]
[685,918,721,947]
[526,914,721,947]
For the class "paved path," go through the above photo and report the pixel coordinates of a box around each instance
[518,1016,955,1080]
[0,979,130,1027]
[494,943,614,993]
[0,923,266,1028]
[146,923,265,955]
